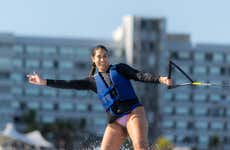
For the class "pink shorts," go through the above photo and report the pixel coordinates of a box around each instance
[116,114,131,127]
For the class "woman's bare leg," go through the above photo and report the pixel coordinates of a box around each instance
[101,122,128,150]
[127,106,149,150]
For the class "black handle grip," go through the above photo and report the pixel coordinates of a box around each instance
[167,61,172,89]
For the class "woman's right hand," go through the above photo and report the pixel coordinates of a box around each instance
[27,72,47,86]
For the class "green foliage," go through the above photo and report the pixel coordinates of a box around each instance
[152,136,174,150]
[208,134,221,150]
[19,110,97,149]
[21,109,39,132]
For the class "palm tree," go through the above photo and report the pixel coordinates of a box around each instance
[22,109,39,132]
[40,118,88,149]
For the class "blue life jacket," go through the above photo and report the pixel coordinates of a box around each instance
[94,65,138,113]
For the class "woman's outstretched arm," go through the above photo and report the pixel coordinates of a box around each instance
[116,63,172,86]
[27,72,97,92]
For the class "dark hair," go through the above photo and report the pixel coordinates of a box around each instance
[88,45,109,77]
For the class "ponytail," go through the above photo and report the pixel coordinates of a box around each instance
[89,62,96,78]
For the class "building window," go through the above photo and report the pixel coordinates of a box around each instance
[59,102,74,111]
[11,73,23,83]
[209,66,220,75]
[162,106,173,115]
[176,120,187,129]
[11,87,23,95]
[0,71,10,79]
[12,59,23,68]
[76,103,87,112]
[93,104,103,112]
[58,74,73,80]
[41,102,54,111]
[77,91,88,97]
[164,134,174,142]
[176,107,189,115]
[226,108,230,117]
[27,101,39,110]
[54,60,59,68]
[149,42,155,50]
[14,45,24,54]
[176,135,185,143]
[213,52,223,63]
[60,47,75,56]
[162,120,174,129]
[0,58,10,69]
[42,47,57,56]
[20,102,27,110]
[175,93,189,102]
[141,42,149,52]
[226,95,230,103]
[25,86,40,96]
[226,54,230,63]
[193,93,206,102]
[59,90,73,97]
[220,67,226,76]
[0,86,10,93]
[0,101,11,112]
[209,107,224,117]
[42,60,54,69]
[195,121,208,130]
[227,122,230,130]
[59,61,73,69]
[94,117,106,126]
[199,135,209,144]
[223,136,230,144]
[179,65,191,74]
[25,59,40,69]
[0,115,11,123]
[211,122,223,130]
[193,107,207,116]
[205,53,213,61]
[178,51,190,60]
[41,116,55,123]
[164,93,173,101]
[75,48,90,57]
[148,54,155,65]
[194,52,205,61]
[26,45,41,56]
[75,62,87,69]
[42,89,56,97]
[141,20,147,30]
[11,101,20,109]
[209,94,220,102]
[193,66,207,75]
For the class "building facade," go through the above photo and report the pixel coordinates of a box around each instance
[113,15,167,140]
[0,33,114,134]
[162,38,230,149]
[114,15,230,150]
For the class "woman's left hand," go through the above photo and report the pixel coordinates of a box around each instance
[159,76,172,86]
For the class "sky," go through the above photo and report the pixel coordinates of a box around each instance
[0,0,230,44]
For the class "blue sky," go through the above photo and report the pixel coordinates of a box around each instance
[0,0,230,44]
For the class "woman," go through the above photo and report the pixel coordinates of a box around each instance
[27,45,171,150]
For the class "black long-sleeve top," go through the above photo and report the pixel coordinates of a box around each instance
[46,63,160,92]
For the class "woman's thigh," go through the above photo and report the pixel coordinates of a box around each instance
[101,122,128,150]
[126,106,149,150]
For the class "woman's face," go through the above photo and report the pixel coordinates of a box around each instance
[92,48,110,72]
